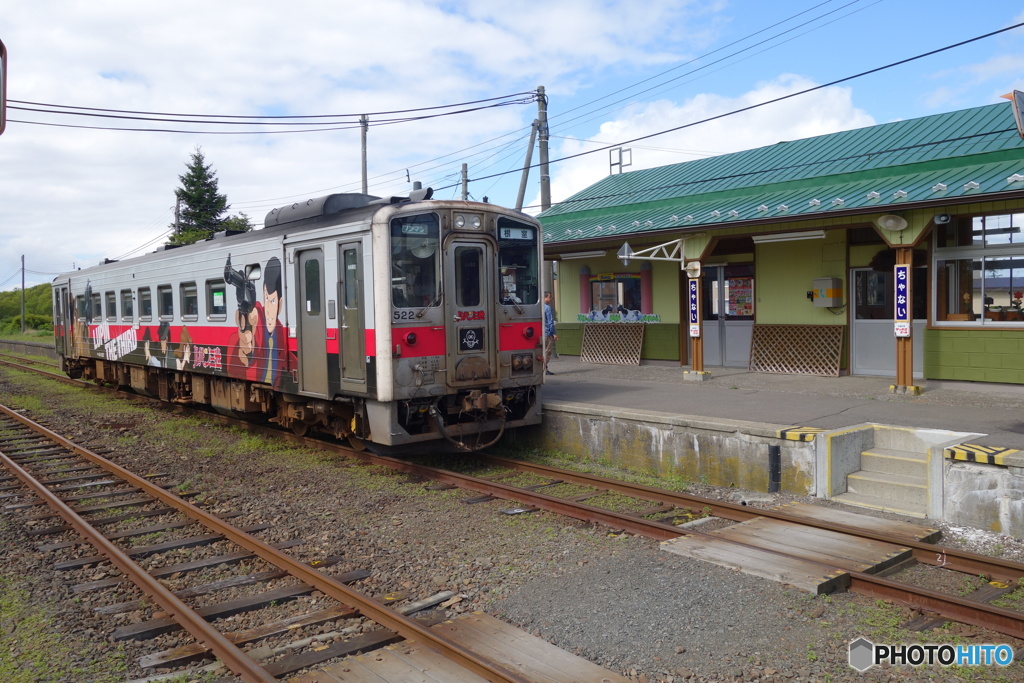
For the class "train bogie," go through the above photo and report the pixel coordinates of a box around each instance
[52,189,544,451]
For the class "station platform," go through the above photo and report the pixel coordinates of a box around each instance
[540,355,1024,454]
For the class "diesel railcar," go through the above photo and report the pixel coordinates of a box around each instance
[52,187,544,451]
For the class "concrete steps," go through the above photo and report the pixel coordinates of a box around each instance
[836,446,928,518]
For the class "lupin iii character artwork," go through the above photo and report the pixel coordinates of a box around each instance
[224,254,292,387]
[225,254,264,380]
[257,256,288,388]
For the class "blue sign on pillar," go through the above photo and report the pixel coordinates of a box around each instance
[688,279,700,338]
[894,264,910,337]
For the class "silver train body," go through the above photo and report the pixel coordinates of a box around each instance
[52,189,544,450]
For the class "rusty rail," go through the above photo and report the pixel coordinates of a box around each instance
[0,404,529,683]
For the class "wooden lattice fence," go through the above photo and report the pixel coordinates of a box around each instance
[580,323,645,365]
[748,324,844,376]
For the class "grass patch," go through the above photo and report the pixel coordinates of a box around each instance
[0,576,127,682]
[0,395,47,414]
[491,444,697,493]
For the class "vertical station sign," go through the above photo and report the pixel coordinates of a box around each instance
[688,278,700,337]
[894,264,910,337]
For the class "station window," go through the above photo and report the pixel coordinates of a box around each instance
[590,274,642,316]
[206,279,226,319]
[139,288,152,320]
[90,292,102,323]
[934,212,1024,324]
[105,291,117,321]
[180,282,199,320]
[157,285,174,319]
[121,289,134,321]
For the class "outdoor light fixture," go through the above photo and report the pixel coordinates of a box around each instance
[874,214,908,232]
[751,230,826,244]
[560,250,607,260]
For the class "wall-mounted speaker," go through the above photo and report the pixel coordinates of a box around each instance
[934,213,952,225]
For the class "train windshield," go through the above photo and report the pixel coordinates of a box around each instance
[497,218,539,305]
[391,213,440,308]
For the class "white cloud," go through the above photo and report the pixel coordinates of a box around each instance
[2,1,1021,292]
[2,0,728,289]
[539,75,876,210]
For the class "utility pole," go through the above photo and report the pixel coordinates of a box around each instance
[537,86,550,212]
[360,114,369,194]
[515,119,538,211]
[461,164,469,200]
[174,198,181,236]
[20,254,25,334]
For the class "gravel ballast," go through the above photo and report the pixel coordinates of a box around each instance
[1,366,1024,682]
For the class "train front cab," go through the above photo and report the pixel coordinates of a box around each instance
[376,208,543,450]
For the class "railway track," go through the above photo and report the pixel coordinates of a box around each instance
[5,352,1024,651]
[0,403,536,682]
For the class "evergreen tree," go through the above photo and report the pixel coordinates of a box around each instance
[168,147,251,245]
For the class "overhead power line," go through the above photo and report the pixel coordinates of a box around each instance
[9,91,537,120]
[435,20,1024,200]
[8,94,537,134]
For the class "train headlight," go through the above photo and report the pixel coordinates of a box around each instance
[405,332,417,345]
[523,326,535,339]
[454,213,482,230]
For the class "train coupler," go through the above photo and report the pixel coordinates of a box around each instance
[460,390,503,413]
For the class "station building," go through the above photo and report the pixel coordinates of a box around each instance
[539,99,1024,390]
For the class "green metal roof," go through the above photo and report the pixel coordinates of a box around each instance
[540,102,1024,245]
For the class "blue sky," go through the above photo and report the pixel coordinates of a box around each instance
[1,1,1023,290]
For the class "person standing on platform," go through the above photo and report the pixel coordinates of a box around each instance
[543,291,557,375]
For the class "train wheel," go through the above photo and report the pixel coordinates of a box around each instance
[347,435,367,451]
[291,421,309,437]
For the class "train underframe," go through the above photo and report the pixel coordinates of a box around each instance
[65,356,539,451]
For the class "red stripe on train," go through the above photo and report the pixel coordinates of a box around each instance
[498,321,542,352]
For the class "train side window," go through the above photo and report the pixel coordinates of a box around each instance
[139,288,152,320]
[75,295,87,321]
[121,289,134,321]
[91,292,103,323]
[105,291,117,321]
[206,279,226,319]
[304,259,321,315]
[181,282,199,320]
[343,248,359,308]
[157,285,174,319]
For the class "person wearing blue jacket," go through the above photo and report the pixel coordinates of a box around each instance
[543,291,557,375]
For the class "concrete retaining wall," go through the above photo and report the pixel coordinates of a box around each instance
[516,406,1024,537]
[0,339,57,360]
[945,462,1024,535]
[513,401,815,494]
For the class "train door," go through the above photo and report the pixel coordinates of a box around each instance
[444,237,496,385]
[53,286,66,355]
[338,241,366,386]
[296,248,329,397]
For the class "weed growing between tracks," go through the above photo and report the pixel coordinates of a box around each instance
[492,443,701,494]
[0,522,128,683]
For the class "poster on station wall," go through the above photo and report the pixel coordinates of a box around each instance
[894,264,911,338]
[727,277,754,317]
